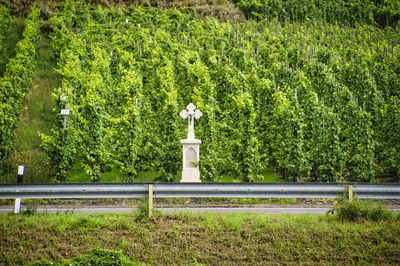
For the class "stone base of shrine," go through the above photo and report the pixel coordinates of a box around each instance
[181,169,201,182]
[180,138,201,183]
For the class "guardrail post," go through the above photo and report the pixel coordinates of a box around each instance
[14,198,21,214]
[348,184,353,202]
[148,184,153,217]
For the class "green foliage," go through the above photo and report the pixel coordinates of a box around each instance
[0,15,25,77]
[135,200,161,220]
[330,198,394,222]
[231,91,261,181]
[0,0,10,52]
[231,0,400,28]
[30,248,141,265]
[0,4,40,178]
[22,200,39,216]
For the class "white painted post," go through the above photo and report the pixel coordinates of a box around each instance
[61,108,70,142]
[61,108,70,130]
[14,198,21,214]
[17,165,24,183]
[15,165,25,214]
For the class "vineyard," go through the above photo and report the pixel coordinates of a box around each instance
[1,0,400,183]
[232,0,400,28]
[0,2,41,181]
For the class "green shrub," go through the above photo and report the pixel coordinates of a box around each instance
[30,248,142,265]
[136,202,150,220]
[135,200,160,220]
[330,199,393,222]
[22,200,38,216]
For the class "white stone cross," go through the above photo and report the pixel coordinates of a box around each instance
[180,103,202,140]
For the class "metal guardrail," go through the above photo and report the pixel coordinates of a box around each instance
[0,183,148,199]
[153,183,345,198]
[1,183,399,214]
[0,183,400,199]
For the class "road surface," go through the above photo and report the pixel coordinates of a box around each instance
[1,205,399,214]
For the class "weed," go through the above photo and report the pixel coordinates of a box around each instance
[134,198,161,220]
[329,198,394,222]
[119,239,130,250]
[135,202,151,220]
[22,200,38,216]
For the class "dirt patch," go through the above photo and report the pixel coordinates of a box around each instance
[152,214,182,229]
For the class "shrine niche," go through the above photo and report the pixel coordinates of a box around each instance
[185,147,197,168]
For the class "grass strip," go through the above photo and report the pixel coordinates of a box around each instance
[0,211,399,265]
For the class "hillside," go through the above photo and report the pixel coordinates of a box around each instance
[1,0,400,183]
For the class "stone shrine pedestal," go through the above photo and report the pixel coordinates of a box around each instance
[181,138,201,182]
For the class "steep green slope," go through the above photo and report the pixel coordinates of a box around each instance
[2,0,400,183]
[0,5,41,181]
[2,32,59,183]
[38,2,399,183]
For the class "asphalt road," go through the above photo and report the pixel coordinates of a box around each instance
[1,205,399,214]
[0,206,331,214]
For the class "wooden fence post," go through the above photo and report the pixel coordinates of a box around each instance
[348,184,353,202]
[148,184,153,217]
